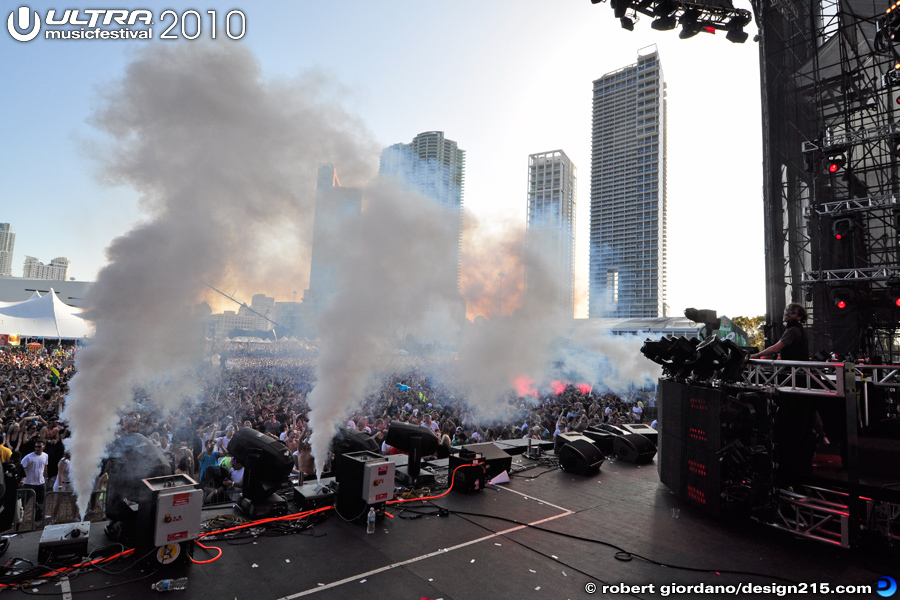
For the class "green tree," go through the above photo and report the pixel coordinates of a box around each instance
[732,315,766,350]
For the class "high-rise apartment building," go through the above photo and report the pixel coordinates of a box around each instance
[526,150,576,317]
[589,48,667,318]
[23,256,70,281]
[379,131,465,288]
[0,224,15,277]
[303,164,362,308]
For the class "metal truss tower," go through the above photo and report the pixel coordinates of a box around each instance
[758,0,900,361]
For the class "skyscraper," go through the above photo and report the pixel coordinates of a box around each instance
[303,164,362,308]
[0,224,15,277]
[379,131,465,288]
[526,150,576,317]
[589,48,667,319]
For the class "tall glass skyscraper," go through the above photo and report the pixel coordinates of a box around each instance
[0,223,15,277]
[526,150,576,317]
[379,131,465,289]
[589,48,667,319]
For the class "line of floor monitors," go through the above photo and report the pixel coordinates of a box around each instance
[554,424,658,476]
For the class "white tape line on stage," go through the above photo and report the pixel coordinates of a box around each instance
[60,576,72,600]
[489,482,575,513]
[277,509,574,599]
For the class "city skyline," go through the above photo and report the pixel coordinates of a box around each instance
[0,1,765,319]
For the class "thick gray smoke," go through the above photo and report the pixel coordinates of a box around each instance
[307,179,460,477]
[63,44,661,505]
[62,44,375,517]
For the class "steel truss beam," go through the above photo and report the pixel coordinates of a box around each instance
[803,193,898,216]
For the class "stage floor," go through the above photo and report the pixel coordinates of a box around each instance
[1,449,897,599]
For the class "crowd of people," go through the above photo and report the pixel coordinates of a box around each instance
[0,340,656,524]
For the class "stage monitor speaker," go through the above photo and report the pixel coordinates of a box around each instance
[600,423,628,436]
[555,431,596,454]
[613,433,657,464]
[622,423,658,447]
[558,439,604,476]
[583,427,616,456]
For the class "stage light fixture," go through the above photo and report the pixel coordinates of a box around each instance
[612,0,629,19]
[651,0,678,30]
[832,217,854,240]
[621,16,635,30]
[830,287,856,310]
[887,277,900,309]
[823,153,846,174]
[725,14,751,43]
[679,9,703,39]
[652,14,678,30]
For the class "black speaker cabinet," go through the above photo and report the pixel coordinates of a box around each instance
[558,439,604,476]
[583,427,616,456]
[613,433,657,464]
[555,432,596,454]
[622,423,658,447]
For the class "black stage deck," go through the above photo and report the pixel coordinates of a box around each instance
[1,450,897,599]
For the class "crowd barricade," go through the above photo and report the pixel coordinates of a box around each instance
[1,489,106,533]
[7,488,36,532]
[45,490,80,525]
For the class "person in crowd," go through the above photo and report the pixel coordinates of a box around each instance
[21,440,48,523]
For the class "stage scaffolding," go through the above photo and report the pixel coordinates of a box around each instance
[758,0,900,361]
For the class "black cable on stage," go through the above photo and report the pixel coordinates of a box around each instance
[449,509,649,600]
[510,467,560,480]
[442,506,801,586]
[18,569,159,595]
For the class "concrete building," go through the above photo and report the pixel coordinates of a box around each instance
[0,224,15,277]
[589,47,667,319]
[303,164,363,309]
[23,256,70,281]
[526,150,577,317]
[379,131,465,288]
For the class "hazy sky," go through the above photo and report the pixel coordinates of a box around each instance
[0,0,764,318]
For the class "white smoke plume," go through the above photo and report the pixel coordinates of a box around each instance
[62,44,375,517]
[307,179,460,478]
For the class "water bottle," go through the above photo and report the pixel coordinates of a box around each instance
[151,577,188,592]
[366,507,376,534]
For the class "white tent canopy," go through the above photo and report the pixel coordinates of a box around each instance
[0,289,91,340]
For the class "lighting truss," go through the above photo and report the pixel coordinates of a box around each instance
[600,0,754,40]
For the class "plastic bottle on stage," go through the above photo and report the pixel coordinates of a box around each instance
[151,577,188,592]
[367,507,376,534]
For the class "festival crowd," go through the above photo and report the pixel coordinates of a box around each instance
[0,341,656,522]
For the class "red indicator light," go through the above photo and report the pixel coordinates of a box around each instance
[837,300,847,309]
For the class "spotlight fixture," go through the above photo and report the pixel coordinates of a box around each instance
[823,153,846,174]
[725,14,751,43]
[621,16,635,30]
[612,0,630,19]
[832,217,854,241]
[830,286,856,310]
[679,9,703,39]
[652,14,678,30]
[651,0,678,30]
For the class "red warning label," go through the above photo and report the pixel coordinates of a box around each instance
[172,493,191,506]
[167,531,188,542]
